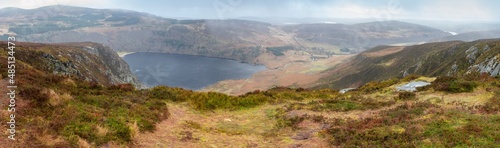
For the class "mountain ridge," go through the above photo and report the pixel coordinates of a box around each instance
[0,41,142,87]
[317,38,500,89]
[432,30,500,42]
[1,5,450,63]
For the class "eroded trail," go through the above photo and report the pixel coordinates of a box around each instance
[135,104,195,147]
[134,103,333,148]
[135,104,278,148]
[133,99,408,148]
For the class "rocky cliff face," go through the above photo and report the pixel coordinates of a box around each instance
[5,42,142,87]
[466,45,500,76]
[74,42,141,87]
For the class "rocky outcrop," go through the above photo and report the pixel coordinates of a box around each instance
[11,42,142,87]
[465,46,479,64]
[41,53,81,76]
[468,56,500,77]
[78,43,141,87]
[465,45,500,76]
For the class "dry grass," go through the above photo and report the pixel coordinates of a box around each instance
[416,77,436,82]
[45,89,73,106]
[380,58,397,67]
[363,46,404,57]
[77,137,92,148]
[37,133,66,147]
[129,121,140,139]
[135,103,331,147]
[417,88,493,107]
[96,125,109,137]
[45,89,61,106]
[203,52,352,95]
[61,78,77,88]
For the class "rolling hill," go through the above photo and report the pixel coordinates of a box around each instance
[282,21,450,51]
[317,39,500,89]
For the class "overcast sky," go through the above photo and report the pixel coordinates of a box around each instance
[0,0,499,22]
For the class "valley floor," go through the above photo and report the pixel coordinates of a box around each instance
[203,51,353,95]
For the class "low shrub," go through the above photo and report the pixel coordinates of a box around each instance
[464,71,494,82]
[148,86,177,101]
[432,76,477,93]
[397,92,417,101]
[109,84,135,91]
[19,85,50,106]
[188,92,270,110]
[326,102,433,147]
[416,85,432,91]
[310,115,326,123]
[481,96,500,113]
[104,117,132,142]
[448,81,477,93]
[274,109,305,130]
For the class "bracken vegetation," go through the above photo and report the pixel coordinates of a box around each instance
[266,74,500,147]
[4,62,170,146]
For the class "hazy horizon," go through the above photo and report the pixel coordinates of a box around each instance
[0,0,499,23]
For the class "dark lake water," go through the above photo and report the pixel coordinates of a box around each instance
[123,52,266,90]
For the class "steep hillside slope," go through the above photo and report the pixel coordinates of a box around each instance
[318,39,500,89]
[0,41,141,87]
[1,5,449,63]
[0,41,165,147]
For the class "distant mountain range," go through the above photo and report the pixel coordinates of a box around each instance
[1,5,451,63]
[432,30,500,42]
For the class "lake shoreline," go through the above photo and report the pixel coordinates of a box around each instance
[123,52,267,90]
[121,51,263,66]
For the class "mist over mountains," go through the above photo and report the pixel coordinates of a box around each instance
[0,5,459,63]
